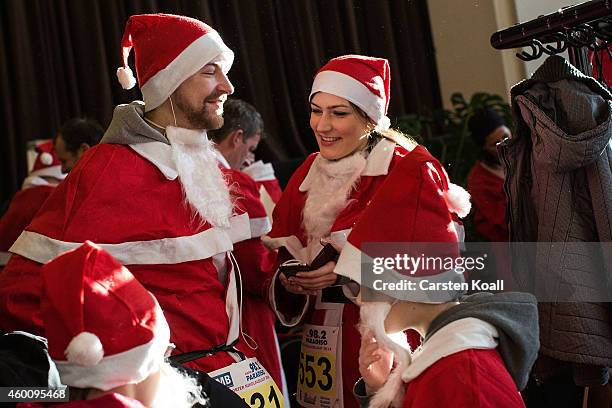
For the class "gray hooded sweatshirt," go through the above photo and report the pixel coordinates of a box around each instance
[100,101,168,146]
[354,292,539,406]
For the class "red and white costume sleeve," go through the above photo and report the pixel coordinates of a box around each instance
[216,152,286,390]
[263,138,410,408]
[242,160,283,218]
[0,142,256,373]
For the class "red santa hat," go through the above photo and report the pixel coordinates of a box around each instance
[116,13,234,112]
[334,147,471,407]
[309,54,391,129]
[41,241,171,391]
[29,140,64,181]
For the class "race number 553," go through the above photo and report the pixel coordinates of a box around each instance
[298,350,335,396]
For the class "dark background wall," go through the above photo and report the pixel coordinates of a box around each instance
[0,0,441,206]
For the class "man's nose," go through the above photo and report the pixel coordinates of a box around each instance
[218,71,234,95]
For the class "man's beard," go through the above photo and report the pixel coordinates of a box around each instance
[168,128,233,229]
[152,363,208,408]
[175,90,225,130]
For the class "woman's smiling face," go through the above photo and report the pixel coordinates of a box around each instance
[310,92,371,160]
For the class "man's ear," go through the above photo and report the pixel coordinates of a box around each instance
[229,129,244,147]
[77,143,91,157]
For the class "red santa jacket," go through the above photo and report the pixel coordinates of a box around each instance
[0,143,260,373]
[467,161,508,242]
[0,186,55,261]
[264,139,413,408]
[401,349,525,408]
[399,317,525,408]
[221,166,284,389]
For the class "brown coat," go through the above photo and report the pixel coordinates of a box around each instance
[499,56,612,371]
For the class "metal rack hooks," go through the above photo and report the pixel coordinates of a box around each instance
[491,0,612,62]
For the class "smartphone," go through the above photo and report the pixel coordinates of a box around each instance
[279,261,311,279]
[279,244,339,279]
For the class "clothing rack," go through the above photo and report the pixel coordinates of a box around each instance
[490,0,612,78]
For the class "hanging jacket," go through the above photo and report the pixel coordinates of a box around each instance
[499,55,612,370]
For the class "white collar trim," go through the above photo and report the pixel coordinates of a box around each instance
[401,317,499,383]
[299,138,396,192]
[213,148,232,169]
[129,142,178,180]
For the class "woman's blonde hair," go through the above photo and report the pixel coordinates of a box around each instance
[349,102,417,151]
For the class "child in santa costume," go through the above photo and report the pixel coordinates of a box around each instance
[331,152,539,407]
[263,54,464,408]
[0,141,65,267]
[18,241,206,408]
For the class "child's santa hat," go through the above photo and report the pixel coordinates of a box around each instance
[116,13,234,112]
[41,241,170,391]
[334,146,471,407]
[25,141,65,185]
[310,54,391,130]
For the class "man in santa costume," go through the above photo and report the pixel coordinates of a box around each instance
[19,241,207,408]
[208,97,288,398]
[0,13,267,375]
[209,97,283,216]
[0,141,65,267]
[331,152,539,407]
[53,117,104,174]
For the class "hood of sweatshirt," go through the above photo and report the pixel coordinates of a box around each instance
[510,56,612,172]
[422,292,539,391]
[100,101,168,145]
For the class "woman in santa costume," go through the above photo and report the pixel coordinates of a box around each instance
[263,54,464,408]
[330,151,539,407]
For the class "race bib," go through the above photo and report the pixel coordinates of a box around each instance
[209,357,283,408]
[297,324,341,408]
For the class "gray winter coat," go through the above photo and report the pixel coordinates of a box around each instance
[499,56,612,371]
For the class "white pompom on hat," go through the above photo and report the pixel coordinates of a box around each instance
[309,54,392,130]
[29,140,64,181]
[116,13,234,112]
[41,241,170,391]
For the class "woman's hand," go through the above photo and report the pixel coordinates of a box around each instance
[359,331,393,394]
[289,260,337,291]
[279,272,317,296]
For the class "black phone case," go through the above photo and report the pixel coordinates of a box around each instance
[279,244,339,278]
[279,263,311,278]
[310,243,339,270]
